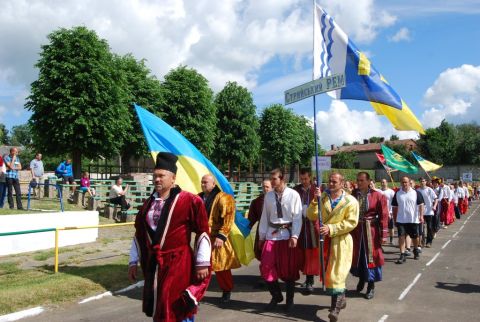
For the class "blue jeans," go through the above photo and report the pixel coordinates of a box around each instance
[0,182,6,208]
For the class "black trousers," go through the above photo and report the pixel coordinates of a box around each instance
[6,178,23,209]
[424,215,434,244]
[109,196,129,210]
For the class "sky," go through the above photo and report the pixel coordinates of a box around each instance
[1,0,479,149]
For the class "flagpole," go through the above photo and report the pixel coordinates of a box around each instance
[313,0,326,292]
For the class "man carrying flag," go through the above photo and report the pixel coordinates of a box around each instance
[199,174,240,304]
[307,172,359,322]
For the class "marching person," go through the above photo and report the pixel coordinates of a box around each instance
[380,179,395,245]
[259,168,303,312]
[293,168,319,295]
[199,174,240,304]
[392,176,425,264]
[307,172,359,322]
[128,152,212,322]
[247,179,272,261]
[417,178,438,248]
[350,172,388,300]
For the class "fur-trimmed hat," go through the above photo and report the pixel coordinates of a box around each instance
[155,152,178,174]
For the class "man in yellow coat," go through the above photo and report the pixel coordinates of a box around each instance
[199,174,240,303]
[308,172,359,322]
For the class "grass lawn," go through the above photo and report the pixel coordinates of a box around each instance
[0,197,84,215]
[0,256,142,315]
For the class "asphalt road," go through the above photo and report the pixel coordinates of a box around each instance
[21,201,480,322]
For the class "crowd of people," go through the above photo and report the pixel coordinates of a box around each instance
[127,154,478,322]
[0,148,100,209]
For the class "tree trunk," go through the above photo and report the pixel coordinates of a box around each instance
[72,150,82,179]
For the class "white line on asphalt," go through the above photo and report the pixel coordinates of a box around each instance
[452,231,459,238]
[378,314,389,322]
[398,273,422,301]
[426,252,441,266]
[459,225,465,231]
[442,240,451,249]
[0,306,44,322]
[114,280,144,294]
[79,291,112,304]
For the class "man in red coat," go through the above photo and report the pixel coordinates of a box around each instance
[128,152,212,322]
[247,179,272,261]
[293,168,319,295]
[350,172,388,300]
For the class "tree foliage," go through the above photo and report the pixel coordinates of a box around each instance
[455,123,480,165]
[389,134,400,141]
[214,81,260,168]
[160,66,216,157]
[0,124,9,145]
[331,151,356,169]
[9,124,33,147]
[116,54,164,158]
[368,136,384,143]
[417,120,457,165]
[25,26,131,177]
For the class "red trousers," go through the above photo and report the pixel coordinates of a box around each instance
[215,269,234,292]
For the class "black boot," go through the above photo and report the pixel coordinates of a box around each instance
[265,281,283,311]
[220,291,231,303]
[356,278,365,293]
[413,247,420,260]
[285,281,295,312]
[328,293,346,322]
[305,275,314,295]
[365,282,375,299]
[395,253,406,264]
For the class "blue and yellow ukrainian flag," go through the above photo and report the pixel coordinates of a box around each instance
[313,4,425,134]
[412,152,442,172]
[135,104,254,265]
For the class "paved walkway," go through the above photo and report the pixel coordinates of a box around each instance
[20,201,480,322]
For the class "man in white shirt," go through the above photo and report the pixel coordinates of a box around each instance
[380,179,395,245]
[392,176,424,264]
[109,177,130,211]
[417,178,438,248]
[259,168,302,312]
[30,153,45,197]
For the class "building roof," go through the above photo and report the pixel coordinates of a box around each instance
[325,139,416,156]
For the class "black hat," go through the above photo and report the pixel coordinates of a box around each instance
[155,152,178,174]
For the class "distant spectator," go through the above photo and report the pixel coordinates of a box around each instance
[4,147,24,210]
[56,159,76,199]
[0,155,6,208]
[80,171,96,207]
[109,177,130,211]
[30,153,45,198]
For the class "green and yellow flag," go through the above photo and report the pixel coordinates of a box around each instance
[412,152,442,172]
[381,145,418,174]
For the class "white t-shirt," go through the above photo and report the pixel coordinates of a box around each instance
[392,188,425,223]
[381,188,395,214]
[109,184,123,199]
[259,187,302,241]
[417,187,437,216]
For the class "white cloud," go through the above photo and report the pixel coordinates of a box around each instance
[318,0,397,43]
[422,64,480,128]
[389,27,411,42]
[0,0,398,129]
[316,100,417,148]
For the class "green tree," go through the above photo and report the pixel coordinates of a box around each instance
[331,151,356,169]
[0,124,9,145]
[368,136,384,143]
[389,134,400,141]
[259,104,299,169]
[25,26,131,178]
[417,120,457,165]
[455,123,480,165]
[214,81,260,172]
[160,66,216,157]
[10,124,33,147]
[116,54,165,160]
